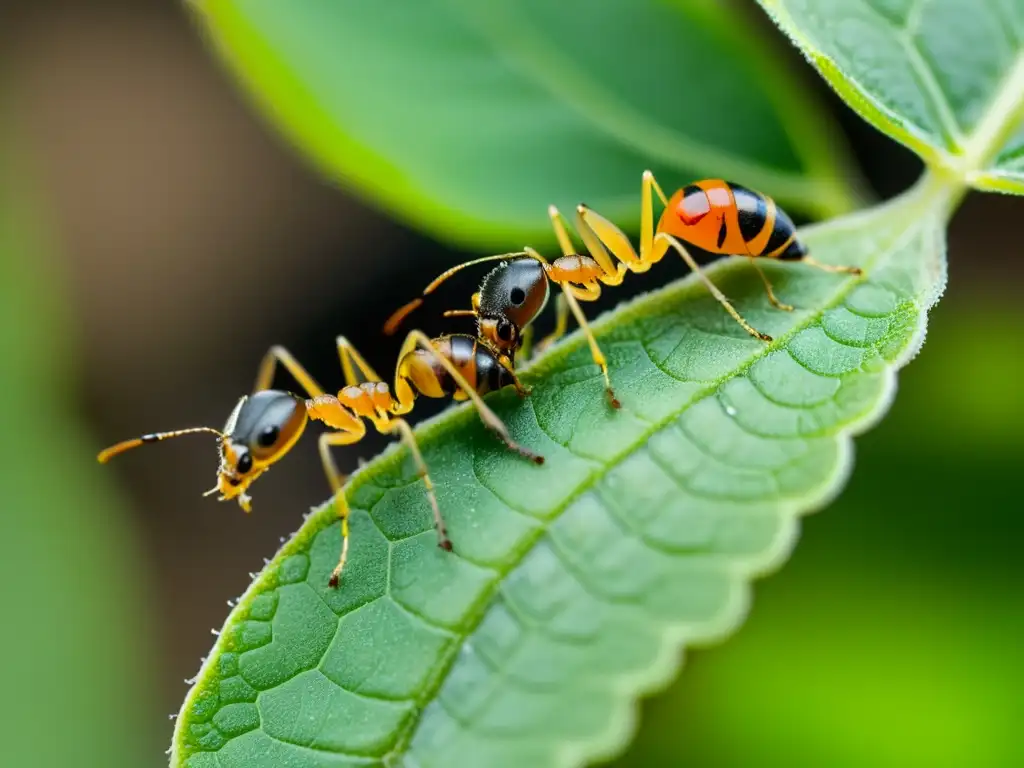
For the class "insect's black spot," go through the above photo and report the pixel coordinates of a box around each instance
[510,287,526,306]
[257,425,279,447]
[732,184,768,245]
[496,320,514,342]
[716,216,728,249]
[237,452,253,474]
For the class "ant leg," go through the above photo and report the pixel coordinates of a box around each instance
[640,170,671,263]
[534,293,569,356]
[562,285,621,409]
[382,417,451,552]
[253,346,326,398]
[498,353,530,397]
[316,428,368,588]
[336,335,385,386]
[799,256,863,276]
[658,233,773,343]
[541,210,615,356]
[400,330,544,465]
[749,258,794,312]
[573,169,673,273]
[523,246,617,407]
[575,204,641,276]
[547,204,577,256]
[578,170,673,271]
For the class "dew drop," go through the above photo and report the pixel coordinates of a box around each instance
[724,404,737,417]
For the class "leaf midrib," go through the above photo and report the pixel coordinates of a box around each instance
[379,185,934,760]
[959,53,1024,175]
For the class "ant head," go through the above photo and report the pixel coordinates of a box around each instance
[211,390,308,510]
[97,389,308,513]
[477,257,549,352]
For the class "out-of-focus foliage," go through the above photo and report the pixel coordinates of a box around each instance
[193,0,859,245]
[612,302,1024,766]
[168,0,1024,766]
[0,122,155,767]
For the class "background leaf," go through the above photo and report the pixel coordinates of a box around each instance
[757,0,1024,193]
[194,0,858,246]
[0,114,157,767]
[172,178,947,767]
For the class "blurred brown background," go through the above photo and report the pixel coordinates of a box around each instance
[2,1,1021,765]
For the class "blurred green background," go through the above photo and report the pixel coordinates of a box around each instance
[0,2,1020,767]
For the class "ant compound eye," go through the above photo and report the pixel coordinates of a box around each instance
[496,320,515,342]
[236,452,253,474]
[509,287,526,306]
[257,425,279,447]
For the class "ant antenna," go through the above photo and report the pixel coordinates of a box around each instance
[382,251,528,335]
[97,427,225,463]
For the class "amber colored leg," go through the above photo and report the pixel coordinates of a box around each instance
[800,256,863,276]
[640,170,671,264]
[397,330,544,464]
[547,204,577,257]
[523,245,616,408]
[575,204,641,276]
[563,283,620,409]
[658,233,773,343]
[316,428,367,588]
[253,345,325,397]
[382,417,450,552]
[335,335,384,387]
[749,258,794,312]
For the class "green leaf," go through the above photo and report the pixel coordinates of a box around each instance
[192,0,858,246]
[172,177,947,767]
[756,0,1024,193]
[614,309,1024,765]
[0,118,156,765]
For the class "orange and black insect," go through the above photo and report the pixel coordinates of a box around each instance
[98,331,542,587]
[385,171,862,406]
